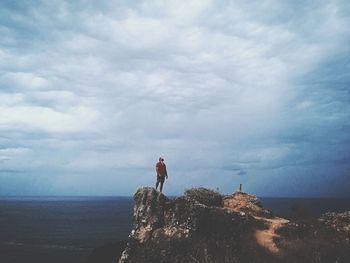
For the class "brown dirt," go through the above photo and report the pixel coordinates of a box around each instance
[254,216,289,253]
[223,192,289,253]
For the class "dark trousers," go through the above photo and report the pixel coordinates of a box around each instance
[156,175,165,192]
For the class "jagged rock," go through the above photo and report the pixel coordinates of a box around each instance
[119,187,350,263]
[119,187,265,263]
[223,192,273,218]
[131,187,168,243]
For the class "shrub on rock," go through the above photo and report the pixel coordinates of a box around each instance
[184,187,223,207]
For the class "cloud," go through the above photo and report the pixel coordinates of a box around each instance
[0,0,349,196]
[0,147,31,167]
[2,72,49,90]
[0,105,99,132]
[237,170,247,176]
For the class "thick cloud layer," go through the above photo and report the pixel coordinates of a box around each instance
[0,0,349,196]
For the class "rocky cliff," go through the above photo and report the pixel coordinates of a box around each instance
[118,187,350,263]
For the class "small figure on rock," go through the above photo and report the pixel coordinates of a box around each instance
[155,157,168,192]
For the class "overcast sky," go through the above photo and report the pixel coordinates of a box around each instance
[0,0,349,197]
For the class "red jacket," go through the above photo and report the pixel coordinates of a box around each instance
[156,161,167,176]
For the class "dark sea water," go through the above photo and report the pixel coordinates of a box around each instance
[0,197,134,263]
[0,196,349,263]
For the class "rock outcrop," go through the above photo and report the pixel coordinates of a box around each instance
[223,191,273,218]
[119,187,275,263]
[223,191,287,253]
[118,187,350,263]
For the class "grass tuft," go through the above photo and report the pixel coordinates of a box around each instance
[184,187,223,207]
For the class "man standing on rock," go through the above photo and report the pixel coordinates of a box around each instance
[155,157,168,193]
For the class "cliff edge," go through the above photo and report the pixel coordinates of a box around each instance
[118,187,350,263]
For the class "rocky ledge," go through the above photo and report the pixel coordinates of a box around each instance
[118,187,350,263]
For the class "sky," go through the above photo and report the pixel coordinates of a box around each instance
[0,0,349,197]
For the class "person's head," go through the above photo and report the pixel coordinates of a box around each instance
[159,157,164,162]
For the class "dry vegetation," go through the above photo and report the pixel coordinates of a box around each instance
[184,187,223,207]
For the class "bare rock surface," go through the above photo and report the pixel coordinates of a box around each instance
[223,191,273,218]
[119,187,265,263]
[223,191,288,253]
[118,187,350,263]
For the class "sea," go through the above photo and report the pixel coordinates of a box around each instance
[0,196,349,263]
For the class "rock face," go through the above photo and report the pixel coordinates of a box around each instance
[119,187,350,263]
[119,187,272,263]
[223,192,272,218]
